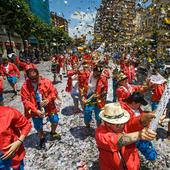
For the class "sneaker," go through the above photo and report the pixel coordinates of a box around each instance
[50,132,61,140]
[77,161,88,170]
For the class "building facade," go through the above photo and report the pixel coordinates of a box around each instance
[94,0,136,49]
[134,0,170,59]
[51,12,68,33]
[0,26,23,56]
[26,0,50,24]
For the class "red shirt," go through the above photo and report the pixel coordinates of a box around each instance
[1,62,20,77]
[0,106,32,169]
[65,69,77,92]
[17,59,36,72]
[95,75,108,108]
[102,68,110,78]
[21,77,59,118]
[78,69,90,96]
[70,55,79,65]
[116,84,142,102]
[0,65,4,76]
[121,63,136,84]
[96,115,144,170]
[82,53,93,65]
[16,59,36,77]
[58,55,65,67]
[0,78,3,93]
[151,83,165,102]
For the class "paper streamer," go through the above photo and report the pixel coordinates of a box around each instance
[150,76,170,131]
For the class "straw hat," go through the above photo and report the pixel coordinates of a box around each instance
[99,103,130,124]
[149,74,167,85]
[116,72,128,83]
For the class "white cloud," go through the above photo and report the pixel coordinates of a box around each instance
[71,11,96,22]
[69,22,94,39]
[69,11,97,41]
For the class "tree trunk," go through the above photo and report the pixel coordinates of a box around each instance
[6,30,13,53]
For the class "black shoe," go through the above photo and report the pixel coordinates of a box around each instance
[14,90,17,95]
[38,137,46,149]
[50,132,61,140]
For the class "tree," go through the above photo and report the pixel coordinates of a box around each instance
[0,0,72,54]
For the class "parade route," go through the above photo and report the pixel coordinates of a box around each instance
[2,61,169,170]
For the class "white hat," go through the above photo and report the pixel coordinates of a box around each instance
[149,74,167,84]
[99,103,130,124]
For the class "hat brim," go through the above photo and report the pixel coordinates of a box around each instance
[99,109,130,124]
[117,77,128,84]
[150,79,166,85]
[150,75,167,85]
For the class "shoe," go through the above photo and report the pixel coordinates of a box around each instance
[14,90,17,95]
[38,137,46,149]
[50,132,61,140]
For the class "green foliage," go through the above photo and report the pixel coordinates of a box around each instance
[0,0,72,51]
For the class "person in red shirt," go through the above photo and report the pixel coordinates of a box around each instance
[1,58,20,95]
[101,68,110,79]
[16,58,37,79]
[120,57,136,84]
[82,53,93,66]
[148,74,170,140]
[70,54,79,66]
[20,68,61,149]
[78,63,91,109]
[148,73,167,111]
[65,53,72,71]
[121,92,157,161]
[96,103,156,170]
[116,73,148,102]
[52,54,65,82]
[57,54,65,81]
[103,53,109,66]
[0,106,32,170]
[81,65,108,127]
[65,63,83,113]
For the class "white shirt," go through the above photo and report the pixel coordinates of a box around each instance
[4,64,9,73]
[132,109,140,117]
[87,72,97,95]
[71,74,79,94]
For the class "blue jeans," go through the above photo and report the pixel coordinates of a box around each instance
[84,104,101,125]
[0,160,24,170]
[7,76,17,85]
[112,78,117,102]
[151,101,158,111]
[83,94,102,125]
[32,114,59,131]
[0,93,3,102]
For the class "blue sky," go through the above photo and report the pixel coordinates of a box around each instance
[49,0,152,39]
[49,0,101,39]
[136,0,152,8]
